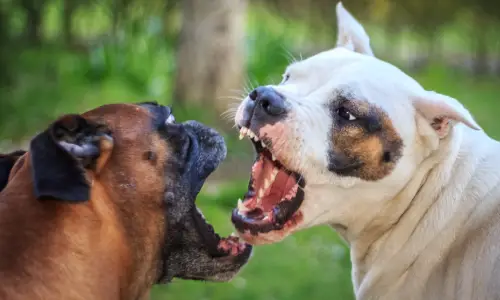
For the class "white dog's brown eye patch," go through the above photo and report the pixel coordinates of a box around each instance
[328,99,403,181]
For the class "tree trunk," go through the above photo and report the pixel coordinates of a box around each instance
[173,0,247,115]
[21,0,44,46]
[472,16,489,76]
[62,0,76,46]
[0,5,12,87]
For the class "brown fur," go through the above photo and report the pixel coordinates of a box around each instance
[0,104,168,300]
[330,100,403,181]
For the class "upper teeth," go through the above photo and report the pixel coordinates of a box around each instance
[239,126,260,142]
[237,199,251,212]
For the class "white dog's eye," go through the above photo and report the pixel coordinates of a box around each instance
[337,107,357,121]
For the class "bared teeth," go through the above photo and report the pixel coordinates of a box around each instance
[264,178,271,190]
[238,127,262,142]
[239,127,248,140]
[237,199,251,212]
[284,183,299,200]
[257,166,279,204]
[272,154,276,161]
[261,141,266,148]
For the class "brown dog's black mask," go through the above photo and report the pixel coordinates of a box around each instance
[25,103,251,284]
[0,150,27,192]
[155,120,252,283]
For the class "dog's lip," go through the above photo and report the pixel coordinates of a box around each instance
[192,201,253,259]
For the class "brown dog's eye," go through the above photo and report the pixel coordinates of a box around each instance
[337,107,357,121]
[143,151,157,162]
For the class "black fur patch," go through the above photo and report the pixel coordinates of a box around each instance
[30,125,90,202]
[0,150,26,192]
[30,115,110,202]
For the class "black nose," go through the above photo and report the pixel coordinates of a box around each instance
[249,86,287,116]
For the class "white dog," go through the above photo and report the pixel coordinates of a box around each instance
[231,3,500,299]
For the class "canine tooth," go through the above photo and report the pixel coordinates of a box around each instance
[264,179,271,189]
[272,154,276,161]
[271,168,279,179]
[237,199,250,212]
[261,141,266,148]
[239,127,248,140]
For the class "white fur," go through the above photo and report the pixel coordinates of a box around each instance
[235,3,500,299]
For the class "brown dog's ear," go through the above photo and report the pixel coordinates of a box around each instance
[29,114,113,202]
[0,150,27,192]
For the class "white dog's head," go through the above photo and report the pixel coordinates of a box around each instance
[231,3,481,245]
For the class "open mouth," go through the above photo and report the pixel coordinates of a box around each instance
[164,117,251,259]
[194,206,251,258]
[232,127,305,236]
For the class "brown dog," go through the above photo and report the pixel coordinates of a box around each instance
[0,102,252,300]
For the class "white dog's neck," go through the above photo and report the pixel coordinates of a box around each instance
[342,126,500,298]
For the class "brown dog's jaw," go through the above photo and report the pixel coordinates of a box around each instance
[160,203,252,283]
[192,206,250,258]
[156,118,253,283]
[231,126,305,244]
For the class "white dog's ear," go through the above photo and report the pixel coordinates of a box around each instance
[413,91,481,138]
[335,2,374,56]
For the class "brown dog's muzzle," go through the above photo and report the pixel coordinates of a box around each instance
[136,103,253,283]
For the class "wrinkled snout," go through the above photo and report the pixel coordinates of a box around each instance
[237,86,288,129]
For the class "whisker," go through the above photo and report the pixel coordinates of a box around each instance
[281,45,297,64]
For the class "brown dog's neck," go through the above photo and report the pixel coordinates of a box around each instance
[0,164,156,300]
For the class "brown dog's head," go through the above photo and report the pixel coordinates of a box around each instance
[22,102,251,283]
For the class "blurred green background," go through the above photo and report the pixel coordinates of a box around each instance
[2,0,500,299]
